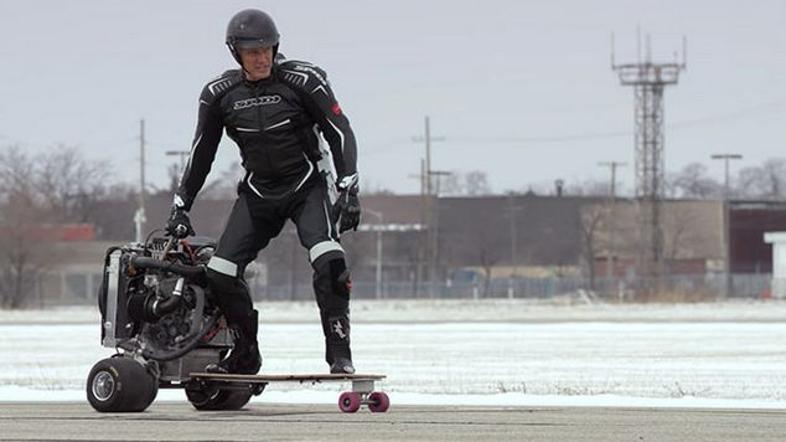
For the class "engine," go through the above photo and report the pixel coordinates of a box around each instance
[98,236,221,361]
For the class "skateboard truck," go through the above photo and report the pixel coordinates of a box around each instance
[339,378,389,413]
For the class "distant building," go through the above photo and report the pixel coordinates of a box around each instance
[32,193,786,304]
[729,200,786,274]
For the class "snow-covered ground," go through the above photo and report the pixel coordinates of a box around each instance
[2,299,786,408]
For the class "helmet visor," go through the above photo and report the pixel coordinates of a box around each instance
[232,37,277,50]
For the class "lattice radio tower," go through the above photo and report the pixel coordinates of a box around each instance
[612,31,686,290]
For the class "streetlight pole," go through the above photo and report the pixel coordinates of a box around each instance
[711,153,743,299]
[711,154,742,199]
[135,119,147,243]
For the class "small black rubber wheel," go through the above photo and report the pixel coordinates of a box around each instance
[86,357,158,412]
[185,385,258,411]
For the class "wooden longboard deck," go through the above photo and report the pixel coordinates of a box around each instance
[189,372,386,383]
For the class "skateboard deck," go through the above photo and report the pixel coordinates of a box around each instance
[188,372,390,413]
[190,372,385,382]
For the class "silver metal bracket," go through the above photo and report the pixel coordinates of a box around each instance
[351,379,374,394]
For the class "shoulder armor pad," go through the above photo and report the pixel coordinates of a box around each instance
[201,70,242,102]
[278,60,329,91]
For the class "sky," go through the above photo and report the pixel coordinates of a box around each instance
[1,0,785,195]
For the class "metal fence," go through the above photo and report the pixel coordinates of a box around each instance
[260,273,773,301]
[32,270,774,306]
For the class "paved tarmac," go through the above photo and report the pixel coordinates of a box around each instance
[1,402,786,441]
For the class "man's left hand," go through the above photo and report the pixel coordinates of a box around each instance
[336,190,361,233]
[166,207,195,239]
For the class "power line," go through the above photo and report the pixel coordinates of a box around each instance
[445,102,786,146]
[399,99,786,148]
[670,100,786,129]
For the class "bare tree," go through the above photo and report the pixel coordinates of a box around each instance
[34,144,111,223]
[440,173,464,196]
[465,170,491,196]
[0,146,60,308]
[736,166,762,199]
[758,158,786,199]
[438,170,492,196]
[669,163,720,199]
[0,144,108,308]
[732,158,786,200]
[0,201,56,308]
[0,146,38,207]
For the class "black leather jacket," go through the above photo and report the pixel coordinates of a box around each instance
[174,59,358,210]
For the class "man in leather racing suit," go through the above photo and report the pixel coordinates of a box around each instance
[166,9,361,375]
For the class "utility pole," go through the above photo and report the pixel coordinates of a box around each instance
[134,119,147,243]
[599,161,627,295]
[406,159,428,222]
[711,153,743,299]
[412,117,446,194]
[412,116,445,298]
[612,30,686,296]
[166,150,190,175]
[599,161,626,200]
[427,170,451,298]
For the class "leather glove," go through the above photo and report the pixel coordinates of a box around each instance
[336,190,361,233]
[166,207,194,238]
[336,173,361,233]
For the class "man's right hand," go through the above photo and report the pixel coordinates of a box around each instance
[166,207,195,238]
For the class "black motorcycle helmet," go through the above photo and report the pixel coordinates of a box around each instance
[225,9,280,65]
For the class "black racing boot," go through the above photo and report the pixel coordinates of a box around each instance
[330,357,355,375]
[312,255,355,374]
[325,315,355,374]
[206,310,262,375]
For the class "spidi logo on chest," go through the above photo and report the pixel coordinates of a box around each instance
[233,95,282,110]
